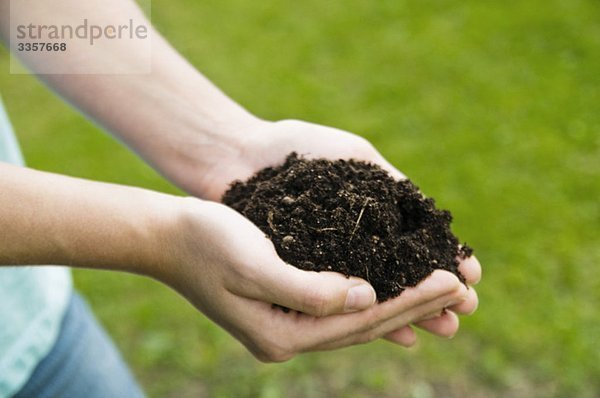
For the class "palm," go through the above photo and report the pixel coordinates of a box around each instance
[194,118,480,346]
[199,119,404,202]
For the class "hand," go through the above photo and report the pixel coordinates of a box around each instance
[193,119,481,346]
[197,119,405,202]
[156,198,474,361]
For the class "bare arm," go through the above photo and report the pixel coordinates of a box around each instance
[0,161,171,274]
[0,0,481,352]
[0,161,477,359]
[0,0,258,198]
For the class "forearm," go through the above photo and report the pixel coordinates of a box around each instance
[37,39,258,198]
[0,0,258,197]
[0,162,175,277]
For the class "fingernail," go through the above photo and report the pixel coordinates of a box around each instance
[345,284,376,312]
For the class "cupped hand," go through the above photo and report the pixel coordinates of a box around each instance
[385,255,481,346]
[159,198,472,361]
[190,118,481,350]
[197,119,405,202]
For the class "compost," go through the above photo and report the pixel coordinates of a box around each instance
[223,153,472,302]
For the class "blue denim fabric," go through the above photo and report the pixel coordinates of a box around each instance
[12,293,145,398]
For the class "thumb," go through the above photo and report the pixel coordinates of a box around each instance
[246,260,377,317]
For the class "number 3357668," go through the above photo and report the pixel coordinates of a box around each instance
[16,42,67,51]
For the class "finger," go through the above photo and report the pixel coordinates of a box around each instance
[448,287,478,315]
[232,270,463,358]
[243,260,377,317]
[347,280,467,344]
[383,325,417,347]
[458,255,481,286]
[300,272,467,352]
[414,310,460,338]
[306,285,465,352]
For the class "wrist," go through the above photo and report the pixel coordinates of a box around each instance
[158,116,272,199]
[60,183,184,281]
[131,192,189,282]
[142,195,220,287]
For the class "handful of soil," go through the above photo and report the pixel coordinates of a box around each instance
[223,153,472,302]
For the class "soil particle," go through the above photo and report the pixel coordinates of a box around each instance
[223,153,472,302]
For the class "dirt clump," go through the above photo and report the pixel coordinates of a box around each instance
[223,153,472,302]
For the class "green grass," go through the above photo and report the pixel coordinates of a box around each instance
[1,0,599,396]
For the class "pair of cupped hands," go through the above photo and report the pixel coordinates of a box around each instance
[156,119,481,362]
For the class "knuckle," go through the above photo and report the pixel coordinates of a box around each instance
[253,336,297,363]
[355,313,386,343]
[357,329,380,345]
[365,306,386,329]
[451,283,469,301]
[226,261,262,294]
[255,345,295,363]
[303,287,332,316]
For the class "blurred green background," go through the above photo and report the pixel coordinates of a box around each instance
[1,0,599,397]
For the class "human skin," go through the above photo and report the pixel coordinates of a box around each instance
[0,0,480,360]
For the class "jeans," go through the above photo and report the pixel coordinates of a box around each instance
[13,293,145,398]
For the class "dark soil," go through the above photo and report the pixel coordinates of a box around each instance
[223,153,472,302]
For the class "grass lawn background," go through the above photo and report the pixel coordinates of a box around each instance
[1,0,599,396]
